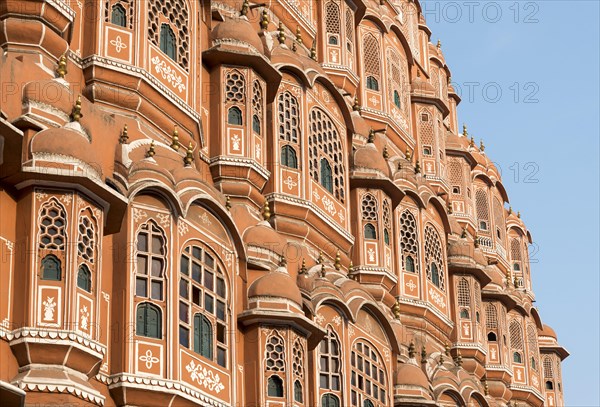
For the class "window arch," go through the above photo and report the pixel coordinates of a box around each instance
[308,108,345,202]
[319,328,341,391]
[281,145,298,169]
[292,339,305,402]
[227,106,243,125]
[159,24,177,60]
[545,381,554,390]
[294,380,303,403]
[351,341,387,406]
[361,194,378,221]
[252,115,261,134]
[148,0,189,69]
[325,1,341,46]
[322,393,340,407]
[77,215,96,263]
[424,224,445,290]
[252,80,263,134]
[41,255,61,281]
[278,91,300,144]
[39,199,67,251]
[364,224,377,240]
[509,320,524,364]
[527,325,540,372]
[77,265,92,292]
[487,332,497,342]
[363,33,381,92]
[267,375,284,397]
[513,352,522,364]
[400,210,419,274]
[135,221,166,301]
[493,196,506,244]
[543,356,554,379]
[226,70,246,103]
[180,244,228,367]
[393,90,401,108]
[111,3,127,27]
[457,278,471,307]
[136,302,161,339]
[383,229,390,245]
[265,333,285,372]
[460,309,470,319]
[366,76,379,91]
[475,189,490,232]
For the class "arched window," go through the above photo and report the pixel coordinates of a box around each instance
[319,329,341,391]
[513,352,522,364]
[39,199,66,251]
[475,189,490,232]
[41,255,61,281]
[252,115,261,134]
[228,106,242,125]
[405,256,415,272]
[180,244,228,367]
[267,375,284,397]
[544,356,554,379]
[77,265,92,292]
[364,223,377,240]
[159,24,177,60]
[111,3,126,27]
[458,278,471,308]
[510,320,524,364]
[194,314,213,359]
[136,221,166,301]
[393,90,401,108]
[384,229,390,245]
[322,394,340,407]
[487,332,497,342]
[320,158,333,193]
[460,309,470,319]
[425,225,445,290]
[294,380,303,403]
[278,91,300,144]
[513,262,521,271]
[366,76,379,91]
[148,0,189,69]
[308,108,345,202]
[281,145,298,169]
[266,333,285,371]
[325,1,340,47]
[351,341,387,406]
[78,215,96,263]
[136,303,161,339]
[546,381,554,390]
[329,36,339,45]
[527,325,540,372]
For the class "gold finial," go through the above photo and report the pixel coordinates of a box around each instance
[474,234,480,248]
[295,26,303,45]
[119,124,129,144]
[408,341,416,358]
[260,9,269,31]
[513,275,519,288]
[367,129,375,143]
[416,69,421,78]
[292,42,297,52]
[445,343,451,356]
[447,202,453,214]
[334,250,341,271]
[71,95,83,122]
[348,261,354,274]
[147,140,156,158]
[184,142,194,166]
[437,39,442,49]
[383,145,389,160]
[171,125,180,151]
[463,123,468,137]
[392,299,401,319]
[278,22,286,45]
[421,345,427,362]
[353,96,361,112]
[455,349,463,367]
[397,161,402,170]
[310,41,317,61]
[405,148,412,161]
[56,54,68,78]
[317,251,324,264]
[262,199,271,221]
[483,378,489,395]
[480,139,485,151]
[225,195,232,211]
[320,262,326,278]
[517,211,521,218]
[240,0,249,16]
[414,161,421,174]
[461,227,467,239]
[279,256,287,268]
[299,258,307,275]
[469,136,475,148]
[439,352,444,364]
[508,206,513,215]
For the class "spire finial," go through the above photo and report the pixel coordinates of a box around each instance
[421,345,427,362]
[508,206,513,215]
[56,54,68,78]
[480,139,485,151]
[392,299,401,319]
[470,136,475,148]
[348,261,354,274]
[292,41,297,52]
[517,211,521,218]
[320,262,326,278]
[71,95,83,122]
[260,8,269,31]
[447,202,453,214]
[408,341,416,358]
[405,148,412,161]
[184,142,194,166]
[318,251,324,264]
[367,129,375,143]
[225,195,232,211]
[240,0,249,16]
[147,140,156,158]
[437,39,442,49]
[295,26,303,45]
[461,227,467,239]
[262,199,271,221]
[310,41,317,61]
[353,96,361,112]
[444,343,451,356]
[383,145,390,160]
[463,123,468,137]
[119,124,129,144]
[299,258,307,275]
[474,234,480,248]
[455,349,463,367]
[414,161,421,174]
[278,22,286,45]
[279,256,287,268]
[171,125,180,151]
[334,250,341,271]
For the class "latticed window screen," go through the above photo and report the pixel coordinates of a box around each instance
[292,339,304,402]
[361,194,378,221]
[325,1,341,37]
[278,91,300,143]
[493,197,505,242]
[511,238,522,260]
[509,320,524,356]
[252,80,263,134]
[363,33,381,84]
[400,210,419,273]
[418,109,434,148]
[382,200,391,229]
[527,325,540,371]
[225,70,245,103]
[350,341,387,406]
[319,329,341,391]
[39,200,66,250]
[543,356,554,378]
[485,303,498,329]
[457,278,471,307]
[475,189,490,231]
[135,221,166,301]
[105,0,134,29]
[448,158,466,197]
[148,0,189,69]
[424,224,445,290]
[345,7,354,51]
[386,49,403,109]
[265,334,285,371]
[78,216,95,263]
[308,108,345,202]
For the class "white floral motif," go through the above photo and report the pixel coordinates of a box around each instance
[43,297,56,321]
[156,213,170,227]
[312,190,320,200]
[36,191,48,201]
[321,195,337,217]
[110,35,127,53]
[151,56,185,92]
[369,96,380,107]
[348,326,355,337]
[255,144,261,159]
[185,360,225,393]
[60,194,73,204]
[231,135,241,151]
[199,213,212,226]
[132,208,147,223]
[178,221,189,236]
[332,315,342,327]
[283,176,297,190]
[80,306,89,331]
[139,349,159,369]
[367,248,376,262]
[428,288,446,309]
[102,292,110,302]
[314,314,325,325]
[405,280,417,292]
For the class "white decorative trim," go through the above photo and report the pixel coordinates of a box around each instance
[16,381,104,406]
[185,360,226,393]
[151,57,186,92]
[5,327,106,356]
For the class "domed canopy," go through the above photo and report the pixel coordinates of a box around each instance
[539,324,557,339]
[248,269,303,305]
[211,17,264,54]
[395,363,430,389]
[243,222,287,256]
[353,143,391,178]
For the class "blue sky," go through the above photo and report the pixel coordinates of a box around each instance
[421,1,600,404]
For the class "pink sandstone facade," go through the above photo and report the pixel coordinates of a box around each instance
[0,0,569,406]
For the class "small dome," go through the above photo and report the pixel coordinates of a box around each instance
[248,269,303,305]
[411,74,436,94]
[31,127,99,172]
[351,111,370,137]
[395,363,430,389]
[212,17,264,54]
[539,324,557,339]
[243,222,287,256]
[353,143,391,178]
